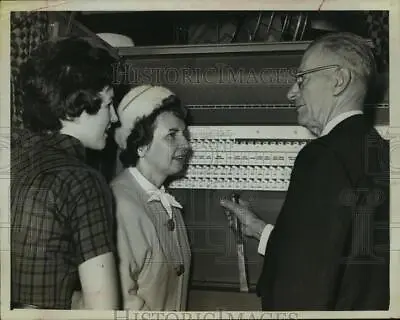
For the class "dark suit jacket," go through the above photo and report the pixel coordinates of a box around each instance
[256,115,390,310]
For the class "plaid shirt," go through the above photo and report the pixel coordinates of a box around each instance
[11,129,115,309]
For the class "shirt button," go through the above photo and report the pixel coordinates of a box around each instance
[167,219,175,231]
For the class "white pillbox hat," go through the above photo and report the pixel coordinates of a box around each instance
[114,85,176,150]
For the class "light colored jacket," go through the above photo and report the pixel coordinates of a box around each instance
[110,169,191,311]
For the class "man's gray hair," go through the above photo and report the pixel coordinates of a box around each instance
[310,32,377,85]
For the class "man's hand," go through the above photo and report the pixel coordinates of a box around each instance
[220,198,266,240]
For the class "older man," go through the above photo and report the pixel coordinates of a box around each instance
[220,32,389,310]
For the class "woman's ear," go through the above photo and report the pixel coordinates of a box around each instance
[137,145,149,158]
[333,67,351,96]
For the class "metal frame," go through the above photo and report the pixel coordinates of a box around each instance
[117,38,373,57]
[118,41,312,57]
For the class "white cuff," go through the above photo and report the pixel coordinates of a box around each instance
[257,224,274,256]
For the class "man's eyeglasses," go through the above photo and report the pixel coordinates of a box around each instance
[294,64,340,88]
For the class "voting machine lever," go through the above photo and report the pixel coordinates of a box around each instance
[231,193,249,292]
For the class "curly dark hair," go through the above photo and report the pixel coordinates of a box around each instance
[119,94,188,168]
[18,37,117,132]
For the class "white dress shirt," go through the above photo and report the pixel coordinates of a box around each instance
[129,167,163,194]
[257,110,363,255]
[129,167,183,217]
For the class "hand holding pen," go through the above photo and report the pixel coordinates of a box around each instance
[220,194,266,241]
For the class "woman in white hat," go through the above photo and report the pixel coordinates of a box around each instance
[111,85,192,311]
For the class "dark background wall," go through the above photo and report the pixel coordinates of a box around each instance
[74,11,388,71]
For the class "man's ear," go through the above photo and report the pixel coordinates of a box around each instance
[333,68,351,96]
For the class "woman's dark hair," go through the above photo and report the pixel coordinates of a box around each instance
[119,94,188,168]
[18,37,117,132]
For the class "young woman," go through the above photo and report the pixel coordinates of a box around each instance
[11,37,119,310]
[111,85,192,311]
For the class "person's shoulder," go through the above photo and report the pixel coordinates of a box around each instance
[110,168,129,184]
[110,168,133,193]
[55,163,110,197]
[111,171,150,218]
[80,165,111,190]
[295,138,333,167]
[111,169,141,201]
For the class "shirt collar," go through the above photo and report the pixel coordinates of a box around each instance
[56,133,86,161]
[12,128,86,161]
[320,110,363,137]
[128,167,163,194]
[128,167,183,218]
